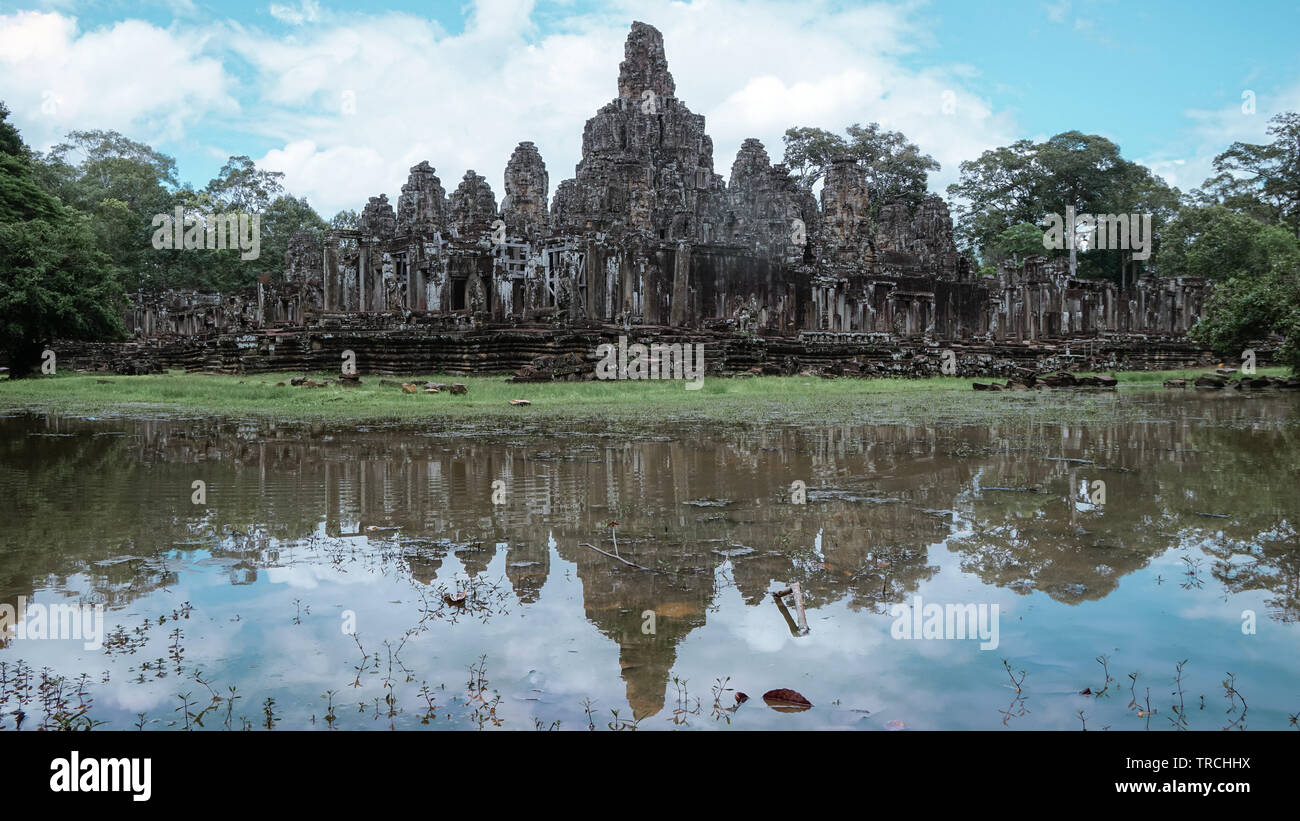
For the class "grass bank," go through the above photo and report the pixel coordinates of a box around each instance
[0,367,1292,428]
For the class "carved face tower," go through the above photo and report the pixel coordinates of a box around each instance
[550,21,723,242]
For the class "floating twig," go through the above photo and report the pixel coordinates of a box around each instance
[579,542,651,570]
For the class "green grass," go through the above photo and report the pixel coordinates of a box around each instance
[0,366,1292,428]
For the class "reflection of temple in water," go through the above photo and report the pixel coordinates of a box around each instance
[2,408,1297,717]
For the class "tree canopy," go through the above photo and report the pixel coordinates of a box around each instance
[1,100,330,374]
[1197,112,1300,238]
[0,103,125,377]
[946,130,1180,282]
[782,123,939,219]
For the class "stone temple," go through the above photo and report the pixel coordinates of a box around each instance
[113,22,1212,376]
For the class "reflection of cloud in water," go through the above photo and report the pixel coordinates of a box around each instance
[3,398,1299,729]
[265,563,384,589]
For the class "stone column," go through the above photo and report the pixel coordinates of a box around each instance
[358,245,369,312]
[323,237,339,311]
[670,241,691,327]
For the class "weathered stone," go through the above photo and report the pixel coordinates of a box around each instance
[101,21,1219,371]
[360,194,397,239]
[501,142,549,238]
[397,161,447,234]
[448,171,498,237]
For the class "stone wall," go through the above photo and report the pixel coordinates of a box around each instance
[116,21,1212,366]
[59,319,1238,379]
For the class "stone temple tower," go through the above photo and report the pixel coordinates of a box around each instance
[550,21,725,243]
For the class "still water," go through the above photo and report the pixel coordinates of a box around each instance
[1,392,1298,730]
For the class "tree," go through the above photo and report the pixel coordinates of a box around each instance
[947,131,1180,282]
[0,216,126,377]
[990,222,1045,268]
[844,122,940,212]
[40,129,179,215]
[1161,205,1300,281]
[32,129,181,292]
[0,103,124,378]
[205,155,285,213]
[0,103,62,223]
[780,127,846,190]
[329,209,360,230]
[1188,268,1300,374]
[259,195,328,279]
[781,123,939,219]
[1202,112,1300,238]
[944,139,1040,262]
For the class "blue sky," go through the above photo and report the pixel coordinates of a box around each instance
[921,0,1300,163]
[1,0,1297,215]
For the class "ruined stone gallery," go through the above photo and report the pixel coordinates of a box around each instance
[113,22,1209,376]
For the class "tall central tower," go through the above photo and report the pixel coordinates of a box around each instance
[551,21,725,243]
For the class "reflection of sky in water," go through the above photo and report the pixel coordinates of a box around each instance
[6,525,1296,731]
[1,397,1298,730]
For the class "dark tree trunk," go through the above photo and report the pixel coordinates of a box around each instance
[4,340,45,379]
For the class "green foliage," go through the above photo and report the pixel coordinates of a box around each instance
[23,124,324,292]
[261,195,328,272]
[990,222,1045,267]
[1161,205,1300,280]
[780,127,846,188]
[1189,269,1300,374]
[0,213,126,375]
[204,154,285,213]
[1200,112,1300,237]
[33,129,181,291]
[1171,113,1300,369]
[330,209,359,229]
[782,122,940,218]
[0,103,126,375]
[946,131,1180,281]
[0,101,26,159]
[0,152,63,223]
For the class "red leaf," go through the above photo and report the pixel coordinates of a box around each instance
[762,688,812,712]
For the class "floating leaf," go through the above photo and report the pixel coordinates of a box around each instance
[762,688,812,712]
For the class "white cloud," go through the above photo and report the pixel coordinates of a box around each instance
[1045,1,1070,24]
[269,0,322,26]
[0,1,1022,216]
[0,11,237,150]
[1138,82,1300,193]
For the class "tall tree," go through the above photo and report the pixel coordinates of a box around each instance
[944,139,1040,260]
[780,127,846,190]
[33,129,181,291]
[947,131,1179,283]
[843,122,941,212]
[205,155,285,213]
[260,194,328,278]
[1199,112,1300,237]
[1161,205,1300,281]
[782,123,939,219]
[0,103,124,377]
[329,209,360,230]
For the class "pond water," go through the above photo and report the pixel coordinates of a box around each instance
[1,391,1298,730]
